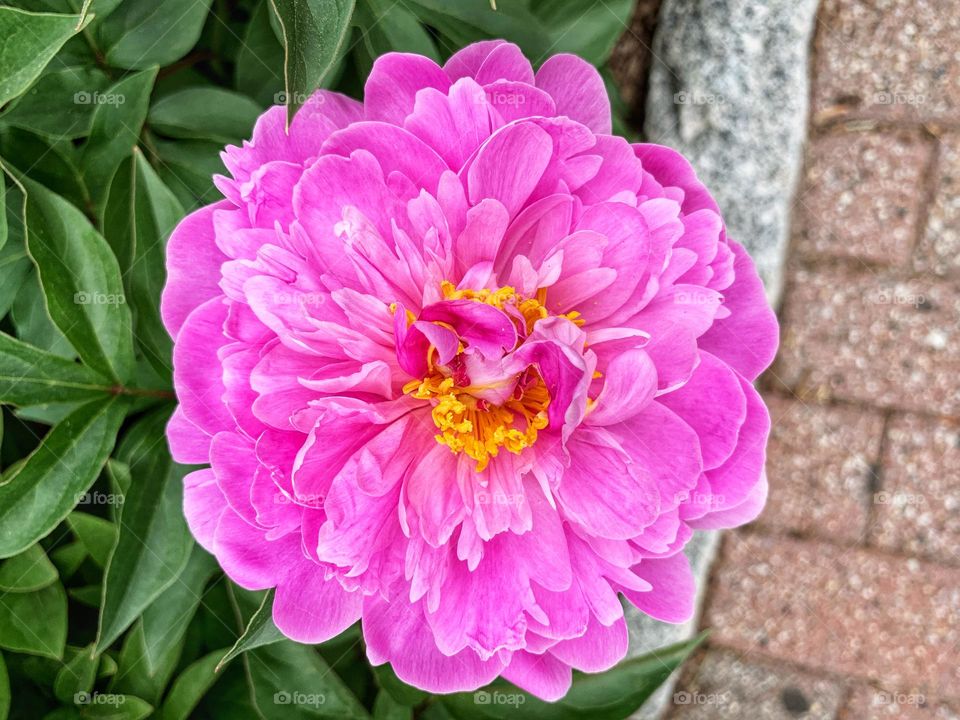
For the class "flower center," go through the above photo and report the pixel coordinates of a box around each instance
[400,282,579,471]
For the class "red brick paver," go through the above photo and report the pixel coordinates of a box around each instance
[842,683,960,719]
[665,0,960,715]
[775,266,960,417]
[870,414,960,565]
[757,396,884,544]
[705,534,960,698]
[813,0,960,124]
[794,130,932,266]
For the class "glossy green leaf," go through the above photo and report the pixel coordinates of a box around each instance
[268,0,355,123]
[0,177,5,251]
[67,512,117,569]
[79,695,152,720]
[373,663,428,707]
[0,209,32,319]
[153,138,225,212]
[79,67,156,219]
[0,580,67,659]
[0,543,58,592]
[0,129,89,210]
[157,649,229,720]
[0,651,8,720]
[235,0,285,107]
[406,0,551,57]
[217,588,284,671]
[530,0,633,65]
[110,621,182,707]
[96,409,194,654]
[141,546,217,674]
[0,7,90,107]
[149,87,261,144]
[373,692,412,720]
[102,150,182,378]
[0,396,127,559]
[0,65,113,139]
[50,541,87,582]
[354,0,438,70]
[441,632,707,720]
[245,641,370,719]
[11,269,75,360]
[53,644,98,704]
[0,331,113,407]
[19,175,135,383]
[98,0,213,70]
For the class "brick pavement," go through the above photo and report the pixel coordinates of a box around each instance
[666,0,960,716]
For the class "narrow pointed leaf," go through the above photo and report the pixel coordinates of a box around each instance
[217,589,284,671]
[96,409,193,653]
[157,649,230,720]
[0,580,67,659]
[141,546,217,674]
[0,7,91,106]
[19,175,135,383]
[0,332,113,407]
[268,0,355,123]
[0,544,58,592]
[0,396,127,559]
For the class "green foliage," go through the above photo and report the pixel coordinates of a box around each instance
[0,2,679,718]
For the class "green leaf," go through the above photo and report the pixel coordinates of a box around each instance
[441,633,707,720]
[406,0,551,57]
[19,174,136,383]
[152,139,225,212]
[268,0,355,123]
[102,150,182,378]
[141,545,217,674]
[109,622,182,707]
[530,0,633,65]
[11,269,75,360]
[0,194,32,318]
[0,651,8,720]
[79,695,153,720]
[0,396,127,559]
[0,128,89,210]
[245,641,370,719]
[372,664,428,707]
[0,65,113,139]
[0,177,6,251]
[50,541,87,582]
[235,0,285,107]
[373,692,412,720]
[0,7,91,107]
[67,512,117,569]
[0,543,58,592]
[0,331,113,407]
[79,67,156,219]
[149,87,261,144]
[156,649,229,720]
[354,0,438,66]
[54,644,98,704]
[97,0,213,70]
[217,588,284,671]
[0,580,67,659]
[96,409,194,654]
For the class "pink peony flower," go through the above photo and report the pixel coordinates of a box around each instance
[162,40,778,700]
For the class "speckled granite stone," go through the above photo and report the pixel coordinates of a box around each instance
[644,0,818,304]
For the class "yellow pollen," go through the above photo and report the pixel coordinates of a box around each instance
[399,282,588,471]
[405,374,549,472]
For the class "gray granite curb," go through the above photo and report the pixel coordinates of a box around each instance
[627,1,819,717]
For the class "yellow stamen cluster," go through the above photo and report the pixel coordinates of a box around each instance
[440,281,584,331]
[403,375,549,472]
